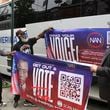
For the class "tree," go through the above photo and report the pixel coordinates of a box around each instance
[14,0,35,28]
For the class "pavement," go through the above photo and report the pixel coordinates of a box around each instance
[0,81,108,110]
[0,82,45,110]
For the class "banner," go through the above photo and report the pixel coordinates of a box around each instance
[45,28,110,65]
[11,52,92,110]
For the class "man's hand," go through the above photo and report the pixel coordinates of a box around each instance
[10,51,16,56]
[44,27,53,32]
[2,50,16,56]
[37,27,54,40]
[90,64,98,73]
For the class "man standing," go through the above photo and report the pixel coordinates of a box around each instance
[13,28,53,108]
[91,48,110,110]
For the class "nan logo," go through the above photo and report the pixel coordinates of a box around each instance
[87,32,104,48]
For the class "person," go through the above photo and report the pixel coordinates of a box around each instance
[13,27,53,108]
[17,59,36,102]
[90,48,110,110]
[0,50,15,106]
[17,59,28,97]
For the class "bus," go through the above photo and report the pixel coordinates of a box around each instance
[0,0,110,102]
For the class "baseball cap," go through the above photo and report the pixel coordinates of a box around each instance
[16,30,25,37]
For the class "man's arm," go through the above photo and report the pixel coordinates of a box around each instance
[0,50,15,56]
[37,27,53,40]
[28,27,54,45]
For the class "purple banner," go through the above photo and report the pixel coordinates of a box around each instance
[11,52,92,110]
[45,28,110,65]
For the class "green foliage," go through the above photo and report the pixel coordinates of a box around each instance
[2,80,11,88]
[14,0,35,28]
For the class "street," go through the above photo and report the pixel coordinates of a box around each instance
[0,87,108,110]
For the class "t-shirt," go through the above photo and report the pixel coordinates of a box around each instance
[13,37,37,54]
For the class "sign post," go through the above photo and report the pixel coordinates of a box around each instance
[11,0,14,51]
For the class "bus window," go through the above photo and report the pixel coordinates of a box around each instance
[0,0,110,30]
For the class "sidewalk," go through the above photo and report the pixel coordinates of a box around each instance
[1,81,107,110]
[1,86,45,110]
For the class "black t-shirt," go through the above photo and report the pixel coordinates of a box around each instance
[13,37,37,54]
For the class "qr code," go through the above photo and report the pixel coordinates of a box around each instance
[58,71,84,105]
[107,31,110,44]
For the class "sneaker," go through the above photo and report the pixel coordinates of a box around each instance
[0,102,7,107]
[23,101,36,107]
[13,102,18,108]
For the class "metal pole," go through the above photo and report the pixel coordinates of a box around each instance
[11,0,14,51]
[45,0,48,20]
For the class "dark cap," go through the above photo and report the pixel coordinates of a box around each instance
[16,30,25,37]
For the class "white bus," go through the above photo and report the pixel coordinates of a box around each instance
[0,0,110,102]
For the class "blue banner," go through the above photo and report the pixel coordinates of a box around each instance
[11,52,92,110]
[45,28,110,65]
